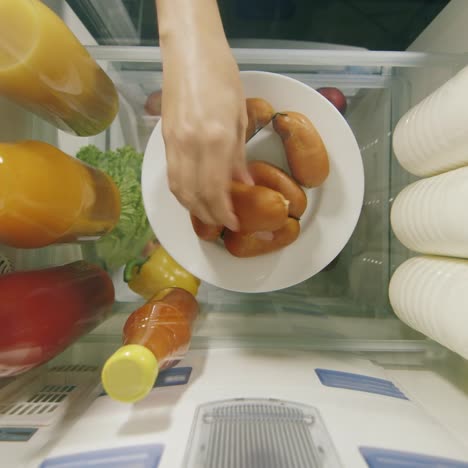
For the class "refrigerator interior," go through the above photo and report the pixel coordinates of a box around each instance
[11,45,465,355]
[2,1,468,466]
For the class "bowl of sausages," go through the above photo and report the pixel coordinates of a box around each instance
[142,71,364,293]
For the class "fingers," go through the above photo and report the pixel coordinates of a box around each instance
[164,128,239,231]
[162,92,248,232]
[198,153,238,232]
[166,146,217,227]
[178,149,216,226]
[232,127,253,186]
[195,126,239,231]
[232,159,254,186]
[164,129,209,224]
[233,110,254,186]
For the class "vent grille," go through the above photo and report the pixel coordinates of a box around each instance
[184,399,342,468]
[0,365,98,427]
[0,385,76,419]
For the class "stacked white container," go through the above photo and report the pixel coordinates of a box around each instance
[391,166,468,258]
[389,256,468,359]
[393,65,468,177]
[390,65,468,358]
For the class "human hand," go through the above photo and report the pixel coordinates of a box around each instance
[157,0,252,232]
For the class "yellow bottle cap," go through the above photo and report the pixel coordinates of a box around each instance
[101,344,159,403]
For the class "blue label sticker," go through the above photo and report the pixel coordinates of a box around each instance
[315,369,408,400]
[99,366,192,397]
[360,447,468,467]
[0,427,37,442]
[40,444,164,468]
[155,366,192,388]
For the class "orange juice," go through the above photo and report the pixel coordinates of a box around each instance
[0,141,121,248]
[0,0,119,136]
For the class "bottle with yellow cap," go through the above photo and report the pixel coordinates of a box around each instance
[101,287,199,403]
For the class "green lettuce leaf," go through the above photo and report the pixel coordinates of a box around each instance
[76,145,154,271]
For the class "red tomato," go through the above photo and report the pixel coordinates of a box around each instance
[317,87,347,115]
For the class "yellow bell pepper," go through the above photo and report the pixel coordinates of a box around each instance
[124,244,200,299]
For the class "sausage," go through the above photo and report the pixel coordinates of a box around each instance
[190,181,288,240]
[224,218,300,257]
[248,160,307,219]
[245,98,275,141]
[231,181,289,233]
[273,111,330,188]
[190,214,223,241]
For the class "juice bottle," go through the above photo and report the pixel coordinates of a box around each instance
[0,261,115,377]
[0,0,119,136]
[0,140,121,248]
[102,288,199,403]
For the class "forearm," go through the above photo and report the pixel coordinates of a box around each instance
[156,0,229,63]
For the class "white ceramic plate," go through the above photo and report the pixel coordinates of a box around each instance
[142,71,364,293]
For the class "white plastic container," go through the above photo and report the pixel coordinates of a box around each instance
[391,166,468,258]
[393,65,468,177]
[389,255,468,360]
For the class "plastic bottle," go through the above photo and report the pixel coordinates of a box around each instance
[102,287,199,403]
[0,261,115,377]
[0,0,119,136]
[0,140,121,248]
